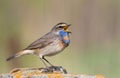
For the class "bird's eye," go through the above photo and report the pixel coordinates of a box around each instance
[58,26,63,28]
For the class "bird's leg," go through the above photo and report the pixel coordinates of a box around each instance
[39,56,55,73]
[40,58,48,68]
[42,57,65,72]
[42,56,53,66]
[41,56,67,73]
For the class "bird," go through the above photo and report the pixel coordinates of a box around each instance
[6,22,71,67]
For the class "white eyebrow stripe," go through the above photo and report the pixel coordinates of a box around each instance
[57,24,67,27]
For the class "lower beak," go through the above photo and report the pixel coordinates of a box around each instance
[68,24,71,26]
[65,24,71,33]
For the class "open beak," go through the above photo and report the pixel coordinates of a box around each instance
[64,24,71,33]
[68,24,71,27]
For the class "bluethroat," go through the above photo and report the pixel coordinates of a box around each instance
[6,22,71,67]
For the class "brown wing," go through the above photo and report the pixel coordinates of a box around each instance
[24,32,54,50]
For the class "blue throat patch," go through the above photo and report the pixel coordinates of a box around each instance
[59,30,70,44]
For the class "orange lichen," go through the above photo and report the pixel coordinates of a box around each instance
[96,75,104,78]
[47,74,63,78]
[15,71,22,78]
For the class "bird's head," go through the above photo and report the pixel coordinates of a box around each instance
[51,22,71,34]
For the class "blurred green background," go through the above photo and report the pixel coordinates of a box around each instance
[0,0,120,78]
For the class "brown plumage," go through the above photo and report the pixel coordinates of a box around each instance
[6,22,71,67]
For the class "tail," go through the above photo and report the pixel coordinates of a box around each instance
[6,50,34,61]
[6,54,16,61]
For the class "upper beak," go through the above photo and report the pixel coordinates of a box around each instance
[64,24,71,33]
[68,24,71,27]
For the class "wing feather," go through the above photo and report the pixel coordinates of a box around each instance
[24,32,55,50]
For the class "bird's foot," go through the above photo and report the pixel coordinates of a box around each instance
[41,66,67,74]
[49,66,67,73]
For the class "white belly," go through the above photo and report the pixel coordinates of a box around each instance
[38,38,65,56]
